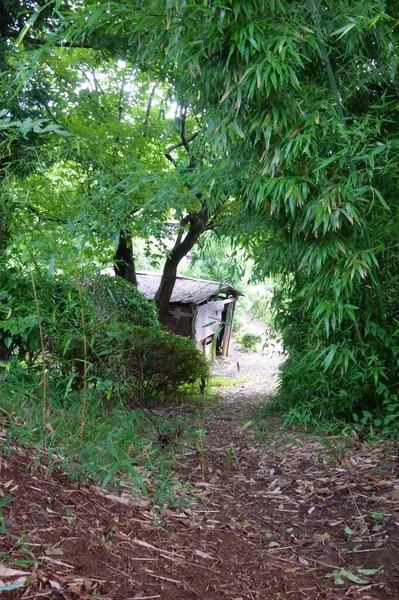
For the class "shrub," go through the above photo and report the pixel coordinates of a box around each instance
[0,271,156,368]
[120,326,210,403]
[85,275,158,327]
[240,332,262,351]
[0,267,43,363]
[47,275,158,385]
[269,350,368,423]
[0,271,209,404]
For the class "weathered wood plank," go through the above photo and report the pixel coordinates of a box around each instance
[194,301,225,342]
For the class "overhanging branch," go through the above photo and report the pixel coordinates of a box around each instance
[165,131,199,157]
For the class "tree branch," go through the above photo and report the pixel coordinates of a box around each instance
[143,83,157,128]
[27,205,68,224]
[90,68,105,94]
[165,132,199,157]
[118,71,126,122]
[165,151,177,167]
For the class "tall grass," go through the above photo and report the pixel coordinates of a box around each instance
[0,370,190,508]
[29,272,47,429]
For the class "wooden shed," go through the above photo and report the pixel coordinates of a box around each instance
[136,272,243,358]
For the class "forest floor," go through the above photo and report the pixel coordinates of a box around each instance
[1,336,399,599]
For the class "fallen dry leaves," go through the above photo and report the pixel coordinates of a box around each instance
[0,401,398,599]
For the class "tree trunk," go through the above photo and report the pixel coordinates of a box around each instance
[114,228,137,286]
[155,212,208,325]
[155,259,179,326]
[0,339,12,363]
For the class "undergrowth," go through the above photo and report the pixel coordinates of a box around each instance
[0,371,193,509]
[255,394,399,442]
[210,376,249,388]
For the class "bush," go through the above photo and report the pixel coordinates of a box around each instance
[0,272,157,361]
[0,267,43,363]
[240,332,262,351]
[0,271,155,367]
[48,275,160,388]
[62,322,210,404]
[266,277,399,436]
[85,275,158,326]
[121,326,210,403]
[0,271,209,404]
[269,350,368,424]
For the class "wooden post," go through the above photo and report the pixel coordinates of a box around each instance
[221,300,236,358]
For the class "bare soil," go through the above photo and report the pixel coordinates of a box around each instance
[211,326,283,398]
[1,339,399,599]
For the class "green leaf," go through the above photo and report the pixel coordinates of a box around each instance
[47,256,56,276]
[331,23,357,39]
[323,345,338,370]
[324,570,345,585]
[357,566,383,575]
[325,568,368,585]
[341,570,368,584]
[372,188,390,211]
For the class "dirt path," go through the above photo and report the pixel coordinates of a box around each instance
[1,342,399,599]
[211,330,283,399]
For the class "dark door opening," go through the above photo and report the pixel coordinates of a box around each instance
[216,306,228,355]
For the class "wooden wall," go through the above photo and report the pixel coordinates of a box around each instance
[164,298,238,358]
[165,305,193,337]
[194,300,225,343]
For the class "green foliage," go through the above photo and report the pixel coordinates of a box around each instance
[51,279,208,403]
[0,272,156,362]
[86,274,158,328]
[120,326,210,403]
[240,332,262,351]
[1,0,399,436]
[268,350,367,429]
[266,346,399,437]
[0,370,189,507]
[107,0,399,432]
[48,274,158,385]
[0,268,42,363]
[0,271,208,404]
[183,234,245,288]
[246,285,274,327]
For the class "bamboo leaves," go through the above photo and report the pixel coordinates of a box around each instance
[3,0,399,427]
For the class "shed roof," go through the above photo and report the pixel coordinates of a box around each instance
[136,271,243,305]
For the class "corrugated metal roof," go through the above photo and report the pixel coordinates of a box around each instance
[136,271,242,305]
